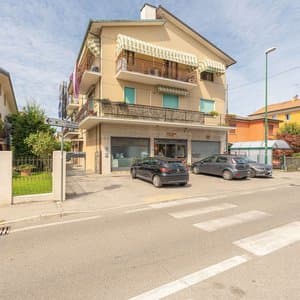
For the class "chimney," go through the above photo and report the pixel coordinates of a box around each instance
[140,3,157,20]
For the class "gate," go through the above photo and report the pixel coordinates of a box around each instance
[66,152,86,175]
[12,157,53,196]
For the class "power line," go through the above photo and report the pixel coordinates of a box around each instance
[229,66,300,91]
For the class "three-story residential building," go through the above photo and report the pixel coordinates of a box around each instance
[0,68,18,150]
[67,4,236,174]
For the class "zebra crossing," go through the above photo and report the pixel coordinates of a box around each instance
[129,196,300,299]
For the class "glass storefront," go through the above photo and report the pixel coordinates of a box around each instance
[154,139,187,160]
[111,137,150,170]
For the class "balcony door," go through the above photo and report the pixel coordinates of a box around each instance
[163,94,179,109]
[124,87,135,104]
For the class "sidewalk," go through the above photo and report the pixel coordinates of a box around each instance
[1,170,299,225]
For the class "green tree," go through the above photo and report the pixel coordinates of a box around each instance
[278,122,300,135]
[25,131,57,158]
[7,102,54,158]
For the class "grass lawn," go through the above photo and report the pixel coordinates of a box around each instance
[13,172,52,196]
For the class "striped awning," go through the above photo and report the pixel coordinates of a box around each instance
[157,86,189,96]
[198,59,226,74]
[116,34,198,67]
[87,38,100,57]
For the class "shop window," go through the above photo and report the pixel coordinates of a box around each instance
[200,99,215,113]
[111,137,149,170]
[163,94,178,109]
[124,87,135,104]
[200,71,214,82]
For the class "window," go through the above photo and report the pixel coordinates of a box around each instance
[0,83,2,95]
[163,94,179,109]
[4,94,6,106]
[200,71,214,82]
[216,156,228,163]
[268,124,274,136]
[200,99,215,113]
[286,114,290,120]
[272,114,277,119]
[111,137,149,170]
[124,87,135,104]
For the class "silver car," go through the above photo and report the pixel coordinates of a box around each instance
[192,154,249,180]
[244,158,272,178]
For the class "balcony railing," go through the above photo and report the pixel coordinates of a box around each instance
[116,55,197,84]
[75,101,97,123]
[75,99,229,127]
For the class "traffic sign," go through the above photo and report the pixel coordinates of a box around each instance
[46,117,79,129]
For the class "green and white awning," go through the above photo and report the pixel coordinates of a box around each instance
[198,59,225,74]
[157,86,189,96]
[87,38,100,57]
[116,34,198,67]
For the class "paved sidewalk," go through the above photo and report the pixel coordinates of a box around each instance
[1,170,299,225]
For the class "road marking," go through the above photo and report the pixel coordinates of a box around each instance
[149,197,209,209]
[238,191,253,195]
[194,210,270,232]
[144,193,185,203]
[128,255,250,300]
[234,221,300,256]
[125,207,153,214]
[209,195,229,200]
[168,203,237,219]
[10,216,101,233]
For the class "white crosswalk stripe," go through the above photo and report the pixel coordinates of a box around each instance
[168,203,237,219]
[149,197,209,209]
[233,221,300,256]
[193,210,271,232]
[128,255,250,300]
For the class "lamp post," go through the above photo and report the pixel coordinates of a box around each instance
[264,47,276,164]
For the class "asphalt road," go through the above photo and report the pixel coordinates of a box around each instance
[1,183,300,299]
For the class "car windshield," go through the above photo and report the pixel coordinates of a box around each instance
[245,158,257,163]
[232,157,248,164]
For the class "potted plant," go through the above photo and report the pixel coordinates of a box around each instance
[18,164,34,176]
[209,110,219,117]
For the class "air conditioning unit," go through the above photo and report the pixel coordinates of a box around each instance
[90,65,99,72]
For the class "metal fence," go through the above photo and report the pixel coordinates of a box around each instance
[285,157,300,171]
[12,157,53,196]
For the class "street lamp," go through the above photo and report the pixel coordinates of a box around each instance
[264,47,276,164]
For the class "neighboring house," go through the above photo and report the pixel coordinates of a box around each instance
[67,4,236,174]
[0,68,18,150]
[249,95,300,127]
[228,115,281,144]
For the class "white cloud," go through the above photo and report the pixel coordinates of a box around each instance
[0,0,299,117]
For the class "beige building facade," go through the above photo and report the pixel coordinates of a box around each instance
[67,4,236,174]
[0,68,18,150]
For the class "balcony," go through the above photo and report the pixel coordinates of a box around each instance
[66,98,80,115]
[63,128,80,139]
[77,51,101,95]
[77,99,230,131]
[116,54,197,90]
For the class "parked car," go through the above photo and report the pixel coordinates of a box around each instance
[191,154,249,180]
[243,157,272,178]
[131,157,189,187]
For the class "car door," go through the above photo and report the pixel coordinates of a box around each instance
[143,158,158,180]
[197,155,216,174]
[138,158,149,178]
[214,156,228,176]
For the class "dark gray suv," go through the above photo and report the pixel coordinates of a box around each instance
[192,154,249,180]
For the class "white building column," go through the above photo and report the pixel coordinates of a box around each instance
[0,151,12,206]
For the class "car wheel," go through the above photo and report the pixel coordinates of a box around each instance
[152,175,162,188]
[249,169,256,178]
[222,170,233,180]
[131,169,137,179]
[192,166,199,174]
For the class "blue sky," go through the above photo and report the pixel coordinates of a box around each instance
[0,0,299,117]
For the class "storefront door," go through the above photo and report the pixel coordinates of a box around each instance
[154,139,187,160]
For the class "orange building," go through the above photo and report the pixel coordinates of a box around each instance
[228,115,281,144]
